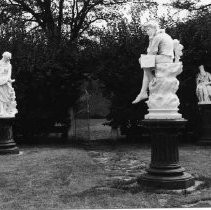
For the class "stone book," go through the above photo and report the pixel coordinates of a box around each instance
[140,54,156,68]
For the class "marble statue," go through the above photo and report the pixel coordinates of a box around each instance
[196,65,211,104]
[0,52,17,117]
[132,21,183,119]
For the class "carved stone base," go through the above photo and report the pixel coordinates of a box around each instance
[0,118,19,155]
[198,104,211,145]
[138,119,194,189]
[145,109,182,119]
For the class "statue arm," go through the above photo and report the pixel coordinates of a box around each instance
[205,75,211,85]
[147,36,160,55]
[0,64,12,85]
[196,77,199,85]
[207,72,211,82]
[196,75,203,85]
[200,73,211,85]
[205,82,211,86]
[7,65,14,82]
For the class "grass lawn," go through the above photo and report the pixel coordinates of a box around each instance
[73,119,112,140]
[0,143,211,209]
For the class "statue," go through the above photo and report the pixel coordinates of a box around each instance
[132,21,183,119]
[0,52,17,117]
[196,65,211,103]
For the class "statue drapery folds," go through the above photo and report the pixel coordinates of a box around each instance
[132,21,184,119]
[0,52,17,117]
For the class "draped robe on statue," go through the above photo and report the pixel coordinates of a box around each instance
[196,72,211,103]
[140,30,183,119]
[0,61,17,117]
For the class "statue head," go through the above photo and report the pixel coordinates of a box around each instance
[144,20,160,37]
[2,52,12,62]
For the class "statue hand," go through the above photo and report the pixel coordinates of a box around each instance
[138,57,142,65]
[8,79,15,83]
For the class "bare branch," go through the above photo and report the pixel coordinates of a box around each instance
[76,0,79,15]
[79,17,105,36]
[26,25,40,34]
[12,0,45,28]
[58,0,64,32]
[194,3,211,10]
[164,0,211,11]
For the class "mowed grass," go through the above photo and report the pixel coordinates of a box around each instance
[0,146,107,209]
[0,144,211,209]
[73,119,112,140]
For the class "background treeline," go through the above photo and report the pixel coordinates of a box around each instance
[0,0,210,141]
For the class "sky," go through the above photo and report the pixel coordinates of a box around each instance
[118,0,211,24]
[155,0,211,17]
[91,0,211,30]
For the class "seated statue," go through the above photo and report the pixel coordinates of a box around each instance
[0,52,17,117]
[132,21,174,103]
[132,21,183,119]
[196,65,211,104]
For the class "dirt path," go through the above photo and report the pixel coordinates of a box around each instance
[71,119,114,140]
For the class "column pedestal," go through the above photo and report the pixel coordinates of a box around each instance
[138,119,194,189]
[0,118,19,154]
[198,104,211,145]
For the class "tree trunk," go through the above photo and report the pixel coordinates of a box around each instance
[110,127,119,140]
[68,108,76,139]
[207,14,211,68]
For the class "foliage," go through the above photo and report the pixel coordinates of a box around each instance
[0,0,130,139]
[170,0,211,11]
[0,0,210,141]
[161,3,211,141]
[0,1,155,50]
[81,1,211,141]
[91,18,150,133]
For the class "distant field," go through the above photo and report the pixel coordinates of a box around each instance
[70,119,112,140]
[75,119,108,129]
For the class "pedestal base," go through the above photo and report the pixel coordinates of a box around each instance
[145,109,182,119]
[0,118,19,155]
[197,104,211,145]
[138,119,194,189]
[139,172,194,189]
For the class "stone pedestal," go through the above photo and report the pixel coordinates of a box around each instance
[138,119,194,189]
[0,118,19,154]
[198,104,211,145]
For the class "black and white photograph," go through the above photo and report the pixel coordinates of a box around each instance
[0,0,210,209]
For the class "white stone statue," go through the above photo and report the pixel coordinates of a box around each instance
[132,21,183,119]
[0,52,17,117]
[196,65,211,104]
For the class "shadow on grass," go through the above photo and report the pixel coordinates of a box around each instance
[195,176,211,190]
[108,175,211,196]
[15,136,151,151]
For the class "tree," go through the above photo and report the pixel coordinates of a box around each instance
[0,0,156,53]
[157,0,211,142]
[0,2,82,139]
[169,0,211,11]
[83,12,152,137]
[79,0,211,142]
